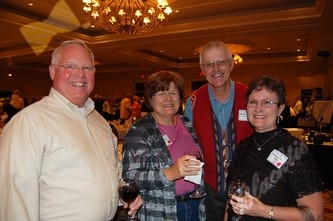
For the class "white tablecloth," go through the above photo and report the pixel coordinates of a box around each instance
[112,124,129,140]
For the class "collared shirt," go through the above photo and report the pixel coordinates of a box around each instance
[0,88,119,221]
[184,81,253,192]
[185,80,235,129]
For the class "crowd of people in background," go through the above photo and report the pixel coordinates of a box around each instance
[0,89,159,129]
[92,92,147,124]
[0,90,25,124]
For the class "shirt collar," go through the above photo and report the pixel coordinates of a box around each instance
[49,87,95,117]
[208,80,235,104]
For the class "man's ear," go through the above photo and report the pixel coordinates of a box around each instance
[49,65,55,80]
[230,60,235,71]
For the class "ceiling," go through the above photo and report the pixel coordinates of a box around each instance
[0,0,332,75]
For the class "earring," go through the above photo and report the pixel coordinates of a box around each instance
[277,115,282,124]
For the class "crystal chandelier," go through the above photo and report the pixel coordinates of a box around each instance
[82,0,172,34]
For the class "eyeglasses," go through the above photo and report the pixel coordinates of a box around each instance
[53,64,95,72]
[154,90,179,98]
[201,58,232,70]
[247,99,278,108]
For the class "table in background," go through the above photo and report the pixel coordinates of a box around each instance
[109,123,129,162]
[308,142,333,190]
[111,123,129,140]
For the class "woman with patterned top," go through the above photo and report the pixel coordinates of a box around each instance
[225,75,324,221]
[122,70,205,221]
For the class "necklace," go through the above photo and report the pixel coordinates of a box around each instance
[158,123,177,146]
[152,112,176,126]
[253,130,281,151]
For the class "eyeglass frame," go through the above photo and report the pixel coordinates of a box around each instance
[52,64,96,72]
[246,99,279,108]
[153,90,180,98]
[201,58,233,70]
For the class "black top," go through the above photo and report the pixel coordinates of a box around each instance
[227,128,324,221]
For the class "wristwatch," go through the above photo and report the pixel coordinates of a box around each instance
[268,206,274,219]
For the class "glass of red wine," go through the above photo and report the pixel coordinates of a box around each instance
[118,178,140,221]
[187,150,206,199]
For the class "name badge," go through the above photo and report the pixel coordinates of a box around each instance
[267,149,288,169]
[162,134,173,146]
[238,110,248,121]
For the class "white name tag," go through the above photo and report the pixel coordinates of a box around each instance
[238,109,248,121]
[162,134,173,146]
[267,149,288,169]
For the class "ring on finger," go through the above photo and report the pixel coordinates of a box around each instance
[239,208,244,215]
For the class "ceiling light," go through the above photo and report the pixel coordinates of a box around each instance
[233,54,243,63]
[82,0,173,34]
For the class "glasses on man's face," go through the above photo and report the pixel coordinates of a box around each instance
[247,99,278,108]
[154,90,179,98]
[201,58,232,70]
[53,64,95,73]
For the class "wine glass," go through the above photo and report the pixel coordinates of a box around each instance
[228,180,249,221]
[118,178,140,221]
[187,150,206,199]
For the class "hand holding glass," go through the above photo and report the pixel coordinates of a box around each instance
[228,180,249,221]
[118,178,140,221]
[185,150,206,199]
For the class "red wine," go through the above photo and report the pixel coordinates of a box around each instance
[118,186,139,203]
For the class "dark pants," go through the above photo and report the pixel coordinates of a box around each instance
[205,184,228,221]
[177,199,200,221]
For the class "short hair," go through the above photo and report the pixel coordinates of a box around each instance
[51,39,94,65]
[124,93,133,99]
[144,70,185,110]
[245,75,286,106]
[12,89,22,98]
[199,40,232,64]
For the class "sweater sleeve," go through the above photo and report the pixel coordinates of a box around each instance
[122,116,175,191]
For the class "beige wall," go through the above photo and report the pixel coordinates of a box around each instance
[1,58,332,105]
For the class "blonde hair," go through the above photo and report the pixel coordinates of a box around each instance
[10,94,24,109]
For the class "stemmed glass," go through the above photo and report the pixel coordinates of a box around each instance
[118,178,140,221]
[187,150,206,199]
[228,180,249,221]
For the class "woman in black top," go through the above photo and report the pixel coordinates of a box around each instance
[225,75,324,221]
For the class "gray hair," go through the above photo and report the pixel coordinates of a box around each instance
[51,39,95,65]
[199,40,232,64]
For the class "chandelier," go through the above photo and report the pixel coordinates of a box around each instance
[82,0,173,34]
